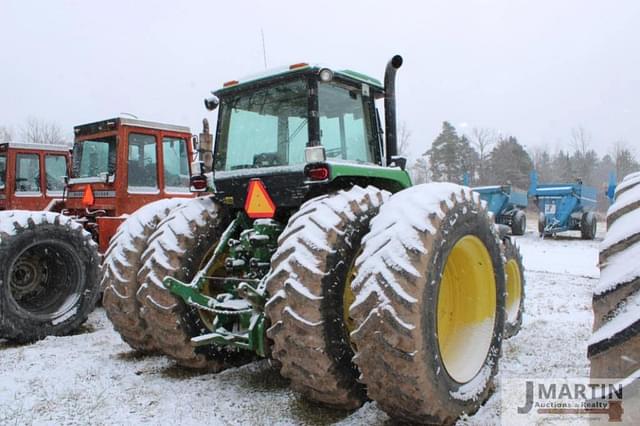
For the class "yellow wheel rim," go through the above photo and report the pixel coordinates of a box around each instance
[343,249,360,337]
[505,258,522,324]
[437,235,496,383]
[196,243,226,331]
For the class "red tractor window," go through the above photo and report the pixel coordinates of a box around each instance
[0,155,6,190]
[15,153,41,193]
[45,154,67,193]
[162,137,190,193]
[128,133,158,192]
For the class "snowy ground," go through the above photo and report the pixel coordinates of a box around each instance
[0,224,602,425]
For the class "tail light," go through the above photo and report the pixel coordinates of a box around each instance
[306,166,329,181]
[190,175,208,192]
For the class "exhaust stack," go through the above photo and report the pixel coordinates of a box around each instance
[384,55,403,165]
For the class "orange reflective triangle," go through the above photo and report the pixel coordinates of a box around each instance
[82,185,95,207]
[244,179,276,219]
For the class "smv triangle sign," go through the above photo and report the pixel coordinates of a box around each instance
[244,179,276,219]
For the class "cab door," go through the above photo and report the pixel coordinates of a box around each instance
[124,129,161,214]
[12,151,47,210]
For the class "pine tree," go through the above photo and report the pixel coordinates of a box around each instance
[426,122,476,183]
[487,136,533,189]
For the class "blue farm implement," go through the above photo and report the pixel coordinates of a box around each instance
[529,175,598,239]
[472,185,528,235]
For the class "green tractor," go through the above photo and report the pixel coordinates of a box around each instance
[103,56,525,424]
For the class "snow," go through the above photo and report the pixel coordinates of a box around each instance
[0,210,599,425]
[615,173,640,196]
[601,208,640,253]
[589,290,640,345]
[596,240,640,295]
[607,183,640,217]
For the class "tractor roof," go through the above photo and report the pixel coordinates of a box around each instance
[214,63,384,95]
[74,117,190,138]
[0,141,70,153]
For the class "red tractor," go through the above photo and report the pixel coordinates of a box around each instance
[0,142,71,211]
[0,117,196,342]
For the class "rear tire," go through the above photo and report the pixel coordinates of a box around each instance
[511,210,526,236]
[136,197,248,370]
[102,199,186,352]
[538,212,546,237]
[0,211,100,342]
[349,183,505,425]
[264,186,388,409]
[590,172,640,384]
[580,211,597,240]
[503,238,525,338]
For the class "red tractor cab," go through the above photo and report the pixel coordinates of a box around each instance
[63,117,195,252]
[0,142,70,212]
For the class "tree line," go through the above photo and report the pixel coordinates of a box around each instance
[0,117,67,145]
[404,122,639,210]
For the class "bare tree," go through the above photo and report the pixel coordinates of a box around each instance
[20,117,66,145]
[611,140,640,179]
[469,127,496,184]
[570,126,591,155]
[398,121,412,156]
[0,126,13,143]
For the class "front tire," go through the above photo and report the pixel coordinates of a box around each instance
[0,211,100,342]
[580,211,597,240]
[503,238,525,338]
[349,183,505,425]
[511,210,526,236]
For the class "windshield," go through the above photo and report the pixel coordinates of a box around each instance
[0,155,5,190]
[72,136,116,178]
[215,79,309,171]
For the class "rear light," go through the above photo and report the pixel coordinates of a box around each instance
[190,175,208,192]
[306,166,329,181]
[223,80,239,87]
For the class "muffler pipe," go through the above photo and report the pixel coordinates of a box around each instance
[384,55,403,166]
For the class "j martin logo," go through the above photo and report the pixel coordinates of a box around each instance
[501,378,639,425]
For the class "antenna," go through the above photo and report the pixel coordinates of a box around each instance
[261,28,268,69]
[120,112,138,119]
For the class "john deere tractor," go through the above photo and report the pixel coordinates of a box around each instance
[103,56,525,424]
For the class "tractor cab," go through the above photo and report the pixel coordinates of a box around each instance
[0,142,70,211]
[205,60,411,217]
[64,117,195,250]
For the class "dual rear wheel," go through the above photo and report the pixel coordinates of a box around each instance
[266,183,509,424]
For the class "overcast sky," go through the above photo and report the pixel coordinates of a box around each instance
[1,0,638,158]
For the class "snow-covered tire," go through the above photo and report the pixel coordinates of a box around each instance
[580,211,597,240]
[102,198,186,352]
[136,197,248,370]
[264,186,388,409]
[590,172,640,382]
[503,238,525,338]
[349,183,506,425]
[511,210,526,236]
[0,211,100,342]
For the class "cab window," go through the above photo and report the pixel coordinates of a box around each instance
[318,82,375,163]
[45,155,67,192]
[162,137,190,192]
[15,154,41,193]
[128,133,158,191]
